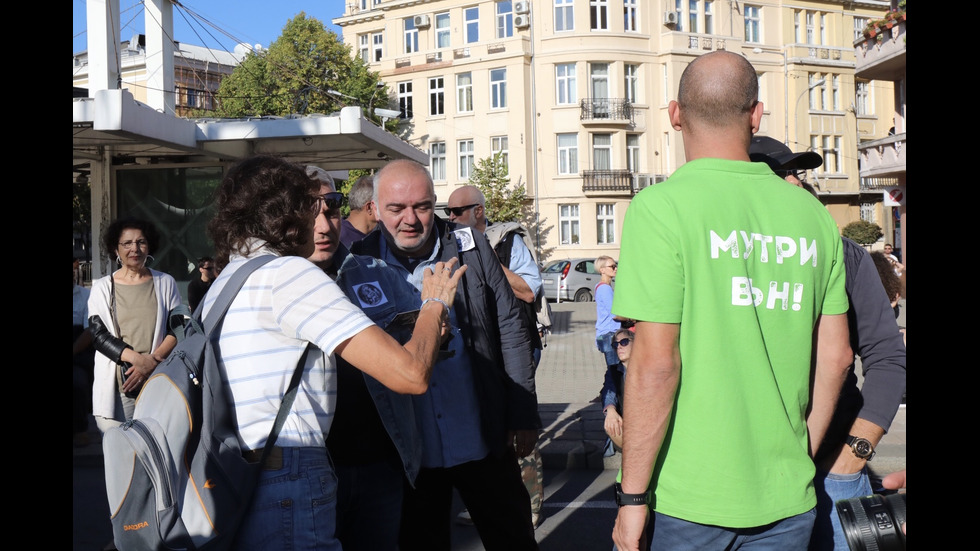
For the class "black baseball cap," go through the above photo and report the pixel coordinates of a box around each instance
[749,136,823,172]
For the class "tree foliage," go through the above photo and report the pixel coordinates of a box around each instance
[469,155,528,223]
[841,220,884,245]
[215,13,390,126]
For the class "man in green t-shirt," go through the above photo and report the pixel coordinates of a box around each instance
[611,51,852,551]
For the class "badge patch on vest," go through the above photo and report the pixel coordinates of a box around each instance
[454,227,476,252]
[352,282,388,308]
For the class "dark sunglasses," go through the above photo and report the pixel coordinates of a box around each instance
[313,192,344,216]
[776,169,806,181]
[614,337,632,347]
[443,203,479,216]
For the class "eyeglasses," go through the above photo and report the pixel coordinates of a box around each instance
[605,263,618,270]
[776,169,806,182]
[614,337,632,347]
[443,203,479,217]
[119,239,148,250]
[199,264,214,271]
[313,192,344,217]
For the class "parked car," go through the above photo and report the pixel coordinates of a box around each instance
[541,258,602,302]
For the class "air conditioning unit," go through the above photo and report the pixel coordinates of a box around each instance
[663,11,678,26]
[413,14,431,28]
[514,1,531,15]
[633,174,653,191]
[515,14,530,29]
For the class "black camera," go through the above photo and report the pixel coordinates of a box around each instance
[836,492,906,551]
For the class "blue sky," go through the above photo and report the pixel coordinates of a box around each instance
[73,0,345,54]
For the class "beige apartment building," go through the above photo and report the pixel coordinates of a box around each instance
[334,0,897,261]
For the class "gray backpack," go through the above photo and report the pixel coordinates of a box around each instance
[102,255,308,550]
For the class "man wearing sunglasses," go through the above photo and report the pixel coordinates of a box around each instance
[305,166,346,277]
[446,184,547,529]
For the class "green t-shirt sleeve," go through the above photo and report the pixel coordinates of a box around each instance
[613,190,684,323]
[821,234,849,316]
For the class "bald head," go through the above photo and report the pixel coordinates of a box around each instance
[447,185,487,232]
[677,51,759,131]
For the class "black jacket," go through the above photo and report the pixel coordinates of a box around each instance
[352,218,541,454]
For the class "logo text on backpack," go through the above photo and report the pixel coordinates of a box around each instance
[124,521,149,531]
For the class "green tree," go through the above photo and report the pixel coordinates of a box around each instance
[841,220,884,245]
[215,13,391,127]
[469,155,528,223]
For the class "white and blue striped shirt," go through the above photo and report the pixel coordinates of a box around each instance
[202,245,374,450]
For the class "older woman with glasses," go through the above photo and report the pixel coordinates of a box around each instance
[87,217,182,433]
[205,155,465,550]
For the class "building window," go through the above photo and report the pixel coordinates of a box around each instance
[429,77,445,116]
[559,204,581,245]
[592,133,612,170]
[359,34,369,63]
[812,135,842,174]
[465,7,480,43]
[555,0,574,32]
[689,0,699,33]
[662,64,669,104]
[497,1,514,38]
[557,133,578,175]
[398,81,413,118]
[456,73,473,113]
[705,1,714,33]
[808,73,825,110]
[436,12,451,48]
[591,0,609,31]
[597,203,615,244]
[491,135,509,172]
[624,0,638,32]
[624,64,638,103]
[831,75,840,111]
[490,68,507,109]
[458,140,475,179]
[820,13,827,44]
[674,0,684,32]
[855,81,871,116]
[795,10,802,42]
[806,12,815,44]
[626,134,640,173]
[373,32,384,62]
[860,201,876,223]
[430,142,446,181]
[404,18,419,54]
[744,5,760,43]
[556,63,577,105]
[853,17,868,42]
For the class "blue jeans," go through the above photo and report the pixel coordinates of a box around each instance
[233,447,341,551]
[648,508,816,550]
[596,332,619,367]
[811,468,873,551]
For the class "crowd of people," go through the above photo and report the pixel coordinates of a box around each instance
[73,50,905,551]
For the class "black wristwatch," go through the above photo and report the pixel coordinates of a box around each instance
[845,435,876,461]
[614,483,649,507]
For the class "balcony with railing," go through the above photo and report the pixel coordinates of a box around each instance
[580,98,633,125]
[855,20,906,81]
[858,133,906,179]
[582,170,634,194]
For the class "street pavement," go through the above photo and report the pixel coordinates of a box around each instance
[73,300,906,550]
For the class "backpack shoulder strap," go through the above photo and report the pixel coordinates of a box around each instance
[203,255,277,335]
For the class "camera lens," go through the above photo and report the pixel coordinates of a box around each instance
[836,492,906,551]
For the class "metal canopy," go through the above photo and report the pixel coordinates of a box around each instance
[73,89,427,175]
